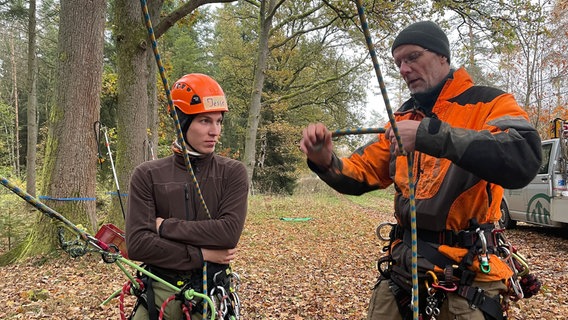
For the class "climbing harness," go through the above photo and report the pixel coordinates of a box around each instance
[119,264,241,320]
[375,218,541,319]
[353,2,540,319]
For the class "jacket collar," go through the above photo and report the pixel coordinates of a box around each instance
[398,67,473,116]
[171,140,214,169]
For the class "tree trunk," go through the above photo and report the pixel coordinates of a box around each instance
[146,0,164,162]
[26,0,38,197]
[114,0,151,226]
[10,35,20,176]
[7,0,107,260]
[243,0,275,193]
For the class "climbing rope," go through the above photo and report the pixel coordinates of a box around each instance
[331,127,385,138]
[139,0,213,317]
[354,2,420,319]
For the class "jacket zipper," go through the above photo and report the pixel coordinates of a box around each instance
[184,183,190,221]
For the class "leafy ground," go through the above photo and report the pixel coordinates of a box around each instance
[0,187,567,319]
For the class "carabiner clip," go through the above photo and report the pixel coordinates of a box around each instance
[376,222,395,241]
[431,281,458,292]
[477,229,491,274]
[479,254,491,274]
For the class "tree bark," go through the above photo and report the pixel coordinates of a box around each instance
[26,0,38,197]
[114,0,152,226]
[12,0,106,259]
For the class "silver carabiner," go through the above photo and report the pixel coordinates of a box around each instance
[476,228,487,255]
[210,285,229,316]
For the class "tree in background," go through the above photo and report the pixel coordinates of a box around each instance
[25,0,38,197]
[213,1,370,193]
[2,0,107,262]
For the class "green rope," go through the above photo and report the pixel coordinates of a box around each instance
[354,2,420,319]
[139,1,210,317]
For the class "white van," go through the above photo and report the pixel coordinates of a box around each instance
[500,118,568,229]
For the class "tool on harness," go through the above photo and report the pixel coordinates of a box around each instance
[476,228,491,274]
[209,269,241,319]
[125,264,241,320]
[374,219,521,320]
[424,285,443,318]
[493,228,541,301]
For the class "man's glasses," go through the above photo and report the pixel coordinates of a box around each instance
[394,48,429,68]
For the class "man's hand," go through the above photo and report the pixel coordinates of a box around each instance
[299,123,333,169]
[201,248,237,264]
[385,120,421,155]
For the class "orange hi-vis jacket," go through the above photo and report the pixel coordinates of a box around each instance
[309,68,542,281]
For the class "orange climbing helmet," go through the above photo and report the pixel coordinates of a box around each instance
[171,73,228,115]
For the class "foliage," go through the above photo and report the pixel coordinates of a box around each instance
[0,177,32,254]
[211,1,372,193]
[0,102,15,170]
[252,122,303,194]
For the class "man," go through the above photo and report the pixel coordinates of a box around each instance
[126,73,249,319]
[300,21,541,319]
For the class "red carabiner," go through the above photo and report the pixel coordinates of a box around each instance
[431,281,458,292]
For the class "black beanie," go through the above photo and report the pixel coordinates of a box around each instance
[176,108,196,135]
[391,21,450,64]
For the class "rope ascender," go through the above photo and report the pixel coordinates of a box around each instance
[354,2,420,319]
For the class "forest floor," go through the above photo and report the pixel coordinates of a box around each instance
[0,188,567,319]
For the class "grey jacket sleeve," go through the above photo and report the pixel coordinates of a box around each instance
[416,115,541,189]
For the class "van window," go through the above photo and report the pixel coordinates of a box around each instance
[539,143,552,174]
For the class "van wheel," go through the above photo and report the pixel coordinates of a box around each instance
[499,200,516,229]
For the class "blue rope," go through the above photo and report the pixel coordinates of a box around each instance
[354,2,420,319]
[38,196,97,201]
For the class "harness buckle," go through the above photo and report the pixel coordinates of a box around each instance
[470,287,485,310]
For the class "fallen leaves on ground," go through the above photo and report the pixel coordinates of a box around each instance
[0,191,567,319]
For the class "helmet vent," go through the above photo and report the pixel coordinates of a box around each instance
[190,94,201,105]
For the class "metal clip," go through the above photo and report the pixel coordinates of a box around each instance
[376,222,395,241]
[477,229,491,274]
